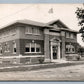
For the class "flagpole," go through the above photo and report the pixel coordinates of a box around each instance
[48,7,54,22]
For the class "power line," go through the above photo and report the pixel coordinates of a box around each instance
[0,5,33,20]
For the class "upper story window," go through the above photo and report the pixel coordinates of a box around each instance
[25,26,41,35]
[70,33,74,38]
[65,32,76,39]
[66,32,69,38]
[73,33,76,38]
[0,28,16,39]
[11,28,16,35]
[25,26,32,34]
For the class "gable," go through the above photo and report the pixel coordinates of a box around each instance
[47,19,69,29]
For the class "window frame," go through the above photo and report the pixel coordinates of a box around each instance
[4,42,10,52]
[13,41,17,54]
[25,43,41,53]
[25,26,32,34]
[0,44,2,55]
[25,26,41,35]
[66,32,69,38]
[65,44,75,53]
[66,32,76,39]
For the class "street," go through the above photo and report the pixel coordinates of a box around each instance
[0,64,84,81]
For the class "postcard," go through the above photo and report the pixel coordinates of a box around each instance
[0,3,83,81]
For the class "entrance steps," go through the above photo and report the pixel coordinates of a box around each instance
[51,59,71,63]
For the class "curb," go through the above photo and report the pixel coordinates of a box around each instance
[0,61,84,72]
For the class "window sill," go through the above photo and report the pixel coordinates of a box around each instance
[25,33,32,35]
[25,52,41,54]
[66,52,76,54]
[13,53,16,54]
[66,37,76,39]
[4,51,10,53]
[33,34,41,36]
[25,33,41,36]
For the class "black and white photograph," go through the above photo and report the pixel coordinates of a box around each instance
[0,4,84,81]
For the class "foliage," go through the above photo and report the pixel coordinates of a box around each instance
[75,7,84,26]
[38,57,44,64]
[75,6,84,41]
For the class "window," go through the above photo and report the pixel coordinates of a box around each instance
[11,28,16,35]
[66,48,68,52]
[65,44,75,53]
[32,27,41,35]
[72,48,75,52]
[0,44,2,55]
[66,32,76,39]
[13,41,16,54]
[70,33,75,39]
[25,43,41,53]
[25,43,30,52]
[25,26,41,35]
[36,44,41,52]
[32,28,36,34]
[66,32,69,38]
[25,26,32,34]
[4,43,10,52]
[73,33,76,38]
[31,43,35,52]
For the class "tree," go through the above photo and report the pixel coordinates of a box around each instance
[75,6,84,41]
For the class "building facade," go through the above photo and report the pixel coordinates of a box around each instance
[0,19,78,64]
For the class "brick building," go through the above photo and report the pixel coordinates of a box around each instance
[0,19,78,64]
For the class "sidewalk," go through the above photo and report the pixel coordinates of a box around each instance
[0,60,84,72]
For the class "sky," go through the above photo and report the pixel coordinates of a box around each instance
[0,4,84,46]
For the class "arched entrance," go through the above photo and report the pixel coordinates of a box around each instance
[50,38,61,62]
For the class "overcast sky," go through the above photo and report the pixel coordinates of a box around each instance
[0,4,84,46]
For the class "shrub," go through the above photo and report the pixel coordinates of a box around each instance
[38,57,44,64]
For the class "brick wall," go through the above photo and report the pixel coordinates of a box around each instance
[0,39,20,56]
[17,24,44,40]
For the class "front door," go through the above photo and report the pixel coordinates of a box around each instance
[52,45,58,59]
[50,38,61,62]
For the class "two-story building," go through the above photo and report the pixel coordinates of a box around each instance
[0,19,78,64]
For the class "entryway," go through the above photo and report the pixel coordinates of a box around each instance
[50,38,61,62]
[52,45,58,59]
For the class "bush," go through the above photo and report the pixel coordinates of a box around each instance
[38,57,44,64]
[76,56,81,61]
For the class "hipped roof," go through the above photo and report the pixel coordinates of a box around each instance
[0,19,78,33]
